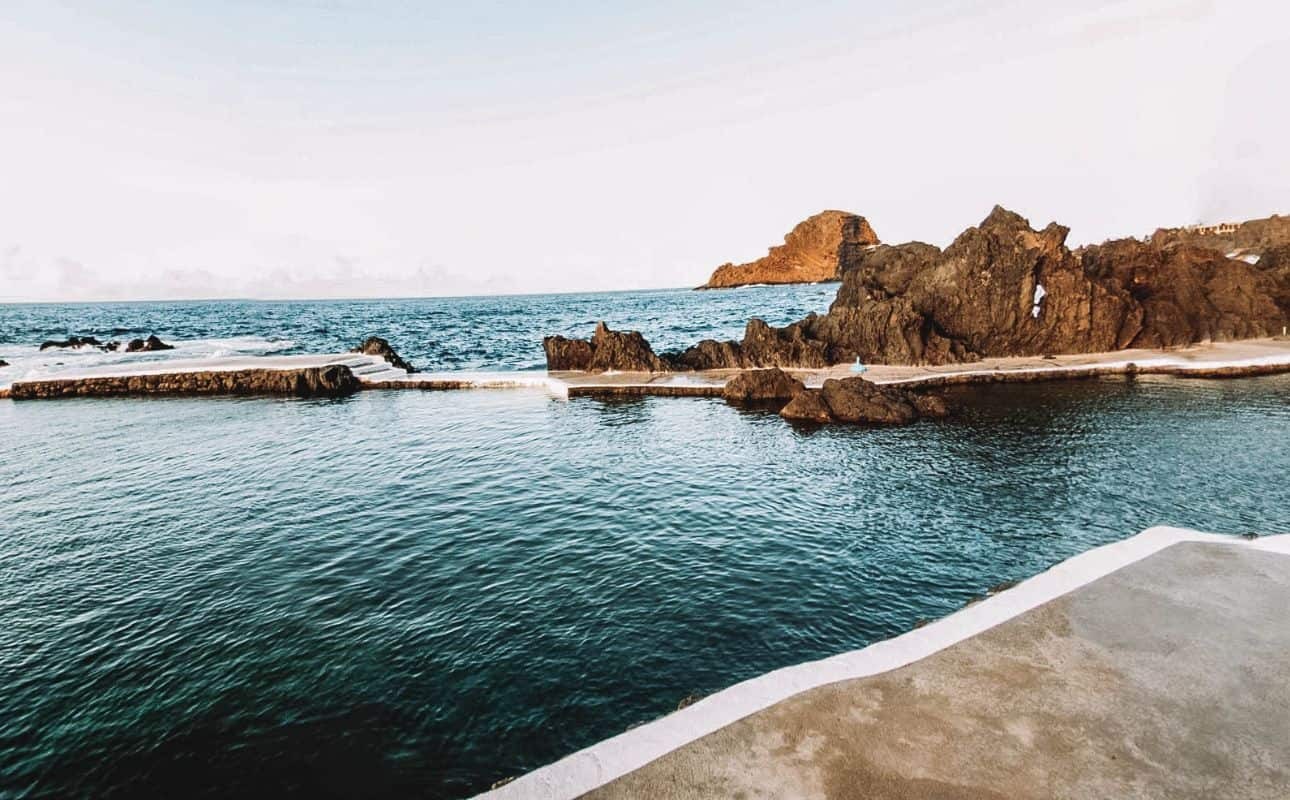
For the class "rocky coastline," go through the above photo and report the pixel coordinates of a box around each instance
[549,206,1290,374]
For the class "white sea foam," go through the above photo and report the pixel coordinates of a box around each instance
[0,336,294,387]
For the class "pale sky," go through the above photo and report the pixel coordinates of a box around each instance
[1,0,1287,302]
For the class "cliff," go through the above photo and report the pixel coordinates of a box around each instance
[698,211,880,289]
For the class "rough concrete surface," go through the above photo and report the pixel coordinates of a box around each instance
[584,543,1290,799]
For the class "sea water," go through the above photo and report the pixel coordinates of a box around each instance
[2,288,1289,798]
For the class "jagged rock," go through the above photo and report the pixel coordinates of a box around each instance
[39,335,104,351]
[125,335,175,353]
[549,206,1289,373]
[10,365,360,400]
[779,389,833,422]
[820,378,918,424]
[544,322,671,372]
[351,336,416,373]
[699,211,880,289]
[672,319,830,370]
[780,378,953,425]
[795,205,1286,366]
[721,368,804,405]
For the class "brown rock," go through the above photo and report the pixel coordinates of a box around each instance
[10,365,360,400]
[699,211,880,289]
[820,377,918,424]
[721,368,805,405]
[910,392,951,419]
[672,319,830,370]
[780,379,954,425]
[543,322,671,373]
[779,389,833,423]
[351,336,416,373]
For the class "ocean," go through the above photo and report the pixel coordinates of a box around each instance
[2,287,1289,798]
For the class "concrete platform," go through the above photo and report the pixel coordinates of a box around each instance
[480,529,1290,799]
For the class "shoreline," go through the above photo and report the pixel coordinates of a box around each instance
[4,338,1290,401]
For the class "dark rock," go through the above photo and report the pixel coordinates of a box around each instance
[779,389,833,423]
[544,322,671,372]
[39,335,104,351]
[739,205,1287,367]
[781,378,954,425]
[0,359,8,368]
[672,318,830,370]
[10,365,360,400]
[700,210,880,289]
[351,336,416,373]
[910,392,952,419]
[125,335,175,353]
[820,377,918,424]
[721,368,805,405]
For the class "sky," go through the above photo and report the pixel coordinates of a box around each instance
[1,0,1287,302]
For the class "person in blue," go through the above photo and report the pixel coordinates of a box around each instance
[849,357,867,374]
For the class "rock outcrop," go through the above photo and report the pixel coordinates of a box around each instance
[0,360,8,368]
[544,322,672,372]
[124,335,174,353]
[673,319,830,370]
[39,336,105,351]
[780,377,951,425]
[699,211,880,289]
[10,365,360,400]
[1150,214,1290,260]
[546,206,1290,373]
[351,336,416,373]
[721,368,804,405]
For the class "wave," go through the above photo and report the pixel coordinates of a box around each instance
[0,336,296,387]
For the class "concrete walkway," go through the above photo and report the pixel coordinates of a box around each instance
[480,530,1290,799]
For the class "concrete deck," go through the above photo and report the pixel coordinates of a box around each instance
[479,529,1290,799]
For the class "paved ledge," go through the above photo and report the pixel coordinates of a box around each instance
[478,528,1290,799]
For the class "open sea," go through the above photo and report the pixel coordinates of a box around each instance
[2,287,1289,798]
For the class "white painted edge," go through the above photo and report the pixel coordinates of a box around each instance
[477,526,1290,799]
[877,351,1290,386]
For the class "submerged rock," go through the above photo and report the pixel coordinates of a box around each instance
[699,211,880,289]
[351,336,416,373]
[39,335,104,351]
[544,322,671,372]
[125,335,175,353]
[0,359,8,368]
[780,377,952,425]
[721,368,804,405]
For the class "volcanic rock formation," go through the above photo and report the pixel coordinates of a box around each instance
[699,211,880,289]
[125,335,174,353]
[352,336,416,373]
[39,336,105,351]
[721,368,805,405]
[547,206,1290,373]
[780,377,951,425]
[544,322,672,372]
